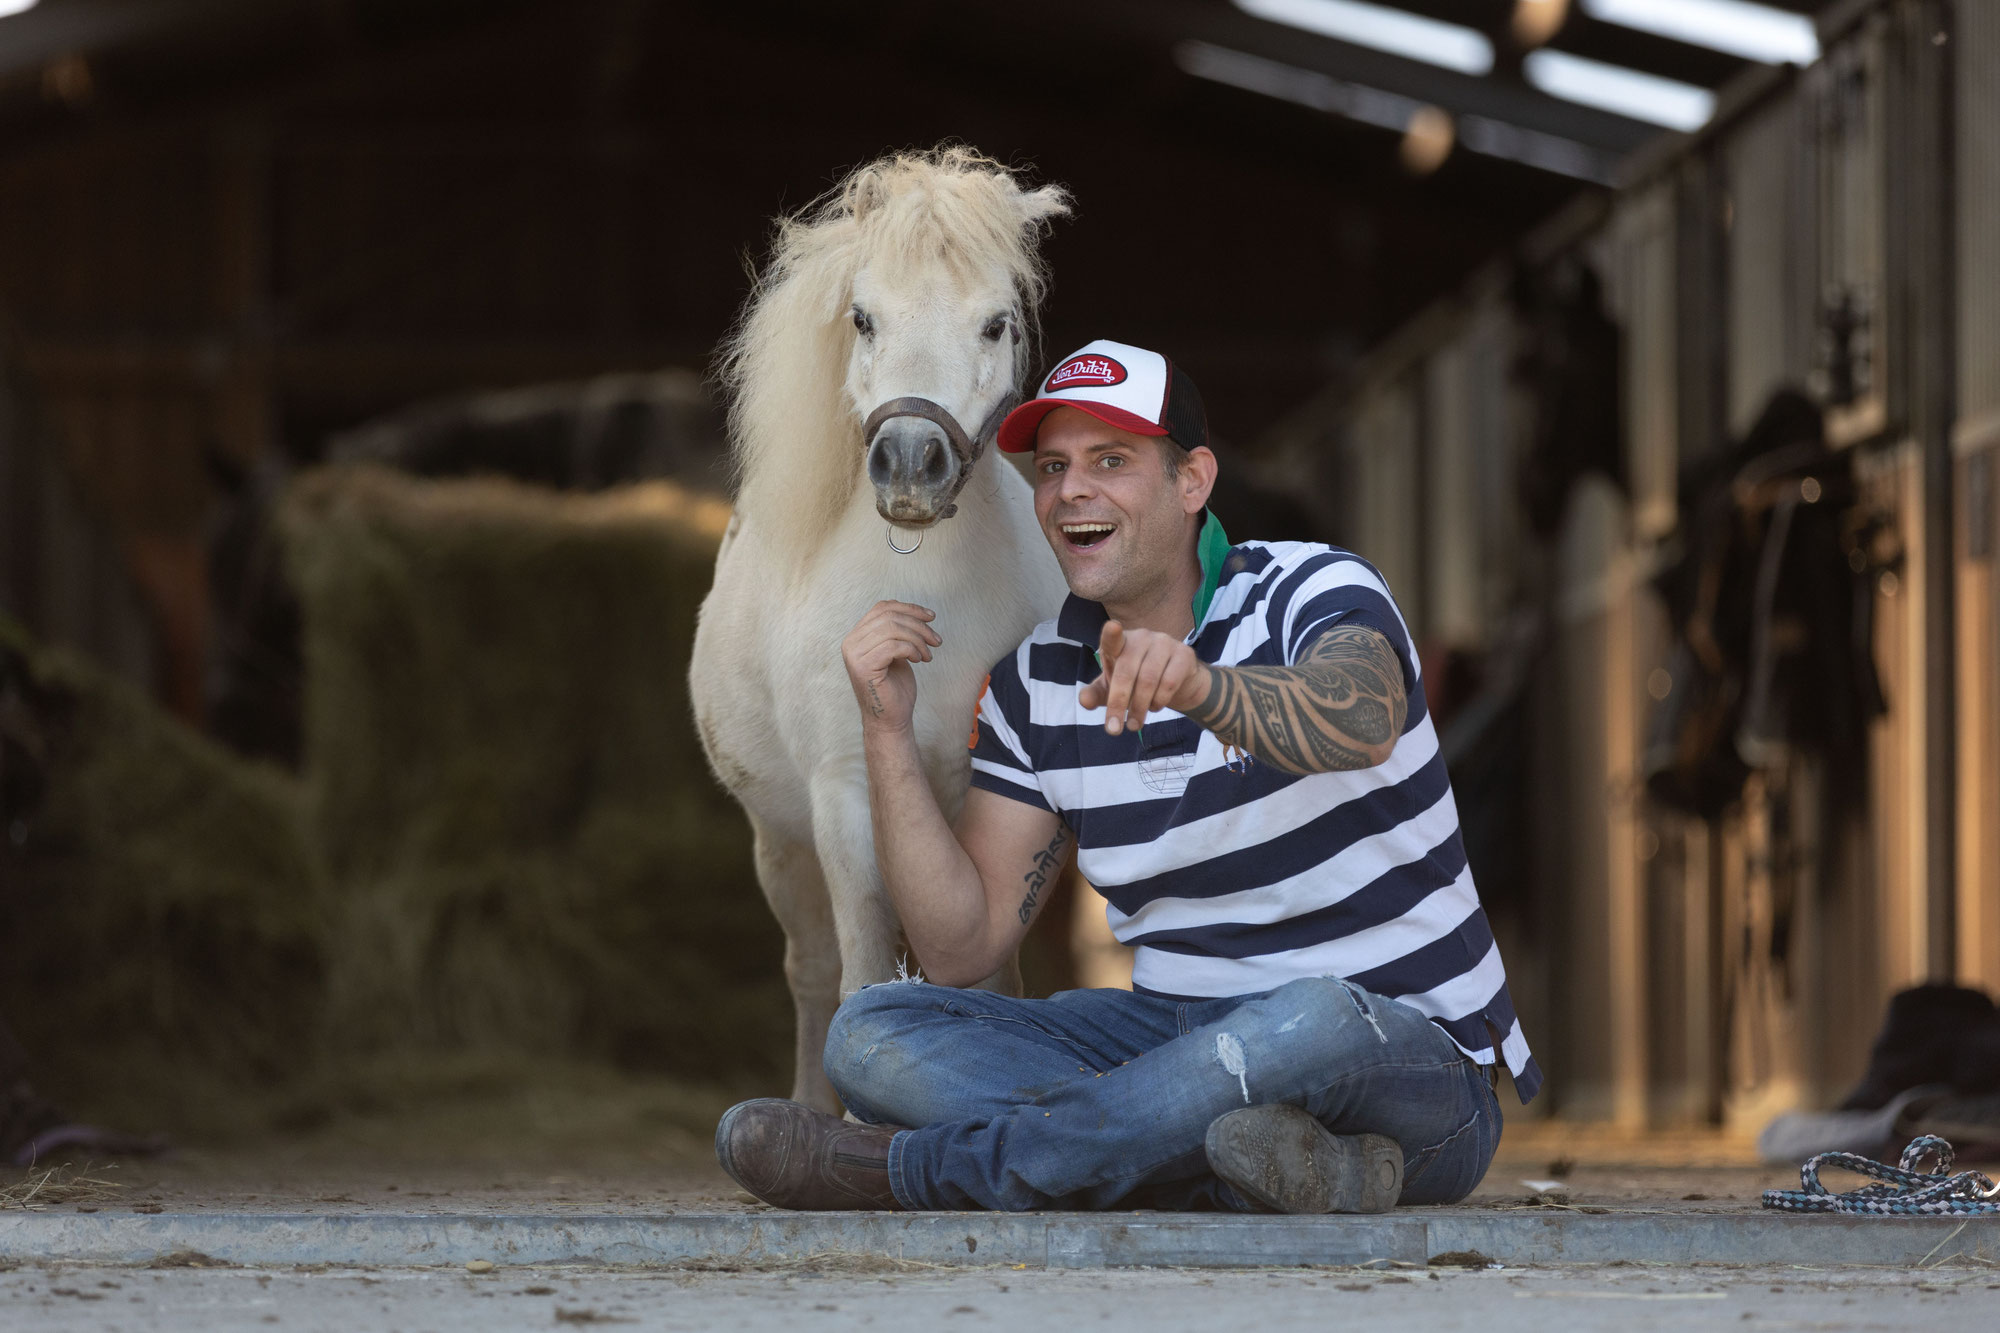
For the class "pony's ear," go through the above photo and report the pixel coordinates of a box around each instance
[847,168,890,219]
[1019,184,1073,225]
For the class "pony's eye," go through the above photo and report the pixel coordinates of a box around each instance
[981,315,1008,342]
[851,306,874,337]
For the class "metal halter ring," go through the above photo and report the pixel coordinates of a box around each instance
[885,525,923,555]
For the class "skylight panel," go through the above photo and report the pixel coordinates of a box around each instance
[1523,47,1717,131]
[1583,0,1821,66]
[1177,41,1618,183]
[1233,0,1496,77]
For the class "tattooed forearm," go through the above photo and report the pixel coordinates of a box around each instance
[1016,826,1071,924]
[1184,625,1408,775]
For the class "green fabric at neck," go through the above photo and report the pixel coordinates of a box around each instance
[1191,509,1230,631]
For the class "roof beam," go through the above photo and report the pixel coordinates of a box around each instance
[0,0,252,81]
[1354,0,1759,87]
[1159,0,1662,152]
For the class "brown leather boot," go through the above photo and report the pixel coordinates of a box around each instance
[715,1098,903,1210]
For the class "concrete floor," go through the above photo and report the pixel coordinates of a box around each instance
[32,1115,1819,1220]
[5,1259,1995,1332]
[12,1081,1998,1324]
[14,1058,1891,1223]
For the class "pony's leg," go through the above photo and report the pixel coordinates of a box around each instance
[812,765,1020,1000]
[750,818,843,1115]
[808,770,905,999]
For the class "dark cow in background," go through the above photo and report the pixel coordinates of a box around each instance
[324,369,727,493]
[205,370,729,764]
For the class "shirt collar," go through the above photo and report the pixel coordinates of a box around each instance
[1054,509,1231,648]
[1191,507,1231,628]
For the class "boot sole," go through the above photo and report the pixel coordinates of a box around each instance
[1205,1105,1402,1214]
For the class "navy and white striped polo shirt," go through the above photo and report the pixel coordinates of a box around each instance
[969,519,1542,1101]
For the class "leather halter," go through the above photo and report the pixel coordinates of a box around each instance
[861,390,1021,523]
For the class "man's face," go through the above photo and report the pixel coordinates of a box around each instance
[1030,406,1199,608]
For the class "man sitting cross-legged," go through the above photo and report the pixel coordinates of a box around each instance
[715,339,1540,1213]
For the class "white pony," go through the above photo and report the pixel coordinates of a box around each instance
[690,147,1071,1113]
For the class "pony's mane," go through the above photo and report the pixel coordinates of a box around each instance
[717,145,1070,552]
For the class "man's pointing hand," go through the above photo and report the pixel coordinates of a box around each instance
[1079,620,1211,737]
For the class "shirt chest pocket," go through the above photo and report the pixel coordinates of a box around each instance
[1134,718,1202,797]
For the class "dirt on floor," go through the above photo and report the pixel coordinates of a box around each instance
[8,1258,2000,1333]
[13,1074,1953,1221]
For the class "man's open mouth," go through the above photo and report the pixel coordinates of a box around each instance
[1060,521,1116,550]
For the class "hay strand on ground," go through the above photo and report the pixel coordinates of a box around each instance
[0,1162,123,1210]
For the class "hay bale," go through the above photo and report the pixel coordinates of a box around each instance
[0,614,327,1127]
[279,466,786,1080]
[0,465,787,1136]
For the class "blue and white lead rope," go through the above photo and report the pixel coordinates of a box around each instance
[1762,1134,2000,1216]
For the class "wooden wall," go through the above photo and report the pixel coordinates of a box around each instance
[1292,0,1996,1123]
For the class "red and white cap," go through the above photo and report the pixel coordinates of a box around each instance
[995,339,1209,454]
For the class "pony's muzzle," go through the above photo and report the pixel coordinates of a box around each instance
[867,416,961,525]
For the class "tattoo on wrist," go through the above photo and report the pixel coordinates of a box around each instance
[864,681,885,717]
[1183,625,1407,775]
[1016,826,1070,924]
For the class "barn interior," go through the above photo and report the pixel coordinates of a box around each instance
[5,0,1996,1199]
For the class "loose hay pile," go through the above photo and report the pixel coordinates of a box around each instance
[0,466,788,1136]
[0,615,327,1130]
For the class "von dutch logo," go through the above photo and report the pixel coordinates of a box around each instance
[1047,355,1128,390]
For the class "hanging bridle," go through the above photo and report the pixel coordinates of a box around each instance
[863,389,1021,553]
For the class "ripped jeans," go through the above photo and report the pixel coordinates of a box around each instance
[823,976,1502,1212]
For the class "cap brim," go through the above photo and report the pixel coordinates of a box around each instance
[995,398,1170,453]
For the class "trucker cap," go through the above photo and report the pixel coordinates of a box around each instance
[995,339,1208,454]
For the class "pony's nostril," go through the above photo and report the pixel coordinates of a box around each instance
[868,417,960,496]
[866,440,894,488]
